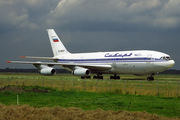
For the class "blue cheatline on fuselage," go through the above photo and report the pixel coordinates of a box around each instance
[57,57,164,63]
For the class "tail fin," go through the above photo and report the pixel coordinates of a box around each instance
[47,29,70,56]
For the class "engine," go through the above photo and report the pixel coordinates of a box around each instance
[39,67,56,75]
[72,68,91,76]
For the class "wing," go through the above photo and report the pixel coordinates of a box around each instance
[6,61,112,71]
[20,56,58,60]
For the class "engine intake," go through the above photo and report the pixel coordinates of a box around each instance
[72,68,91,76]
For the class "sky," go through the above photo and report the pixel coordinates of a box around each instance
[1,0,180,69]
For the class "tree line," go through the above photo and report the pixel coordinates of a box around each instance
[0,68,71,73]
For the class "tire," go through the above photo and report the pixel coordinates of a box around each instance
[147,77,151,81]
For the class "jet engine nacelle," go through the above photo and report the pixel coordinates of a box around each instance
[72,68,91,76]
[39,67,56,75]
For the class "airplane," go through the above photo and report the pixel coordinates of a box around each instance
[6,29,175,81]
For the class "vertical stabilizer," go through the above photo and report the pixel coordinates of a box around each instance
[47,29,70,56]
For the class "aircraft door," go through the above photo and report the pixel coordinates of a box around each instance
[146,54,154,72]
[146,54,152,63]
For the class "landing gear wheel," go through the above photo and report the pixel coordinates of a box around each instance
[151,76,154,81]
[110,74,120,80]
[147,76,154,81]
[110,76,114,79]
[81,76,91,79]
[93,75,103,79]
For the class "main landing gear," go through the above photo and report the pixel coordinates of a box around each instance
[93,75,103,79]
[147,76,154,81]
[81,74,121,80]
[81,75,103,79]
[81,76,91,79]
[110,74,120,80]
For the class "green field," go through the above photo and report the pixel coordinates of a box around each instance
[0,73,180,97]
[0,73,180,118]
[0,85,180,118]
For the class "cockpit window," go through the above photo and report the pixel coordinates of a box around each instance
[160,56,172,61]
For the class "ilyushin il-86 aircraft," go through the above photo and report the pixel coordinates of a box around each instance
[7,29,175,81]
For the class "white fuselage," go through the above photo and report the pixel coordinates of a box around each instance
[57,50,175,75]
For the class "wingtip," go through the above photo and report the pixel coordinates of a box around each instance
[6,61,11,63]
[20,56,26,58]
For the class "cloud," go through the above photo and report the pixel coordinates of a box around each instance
[0,1,31,28]
[1,0,180,31]
[154,0,180,28]
[46,0,180,31]
[0,0,59,30]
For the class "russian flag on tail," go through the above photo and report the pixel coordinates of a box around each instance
[53,38,59,42]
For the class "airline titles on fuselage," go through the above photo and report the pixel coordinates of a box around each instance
[105,53,133,57]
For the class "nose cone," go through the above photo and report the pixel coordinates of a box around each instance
[153,60,175,72]
[167,60,175,68]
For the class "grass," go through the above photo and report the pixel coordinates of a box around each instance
[0,73,179,119]
[0,85,180,118]
[0,73,180,97]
